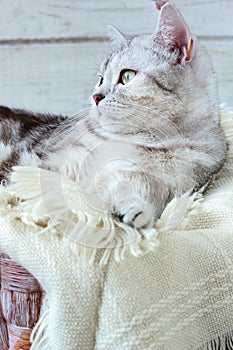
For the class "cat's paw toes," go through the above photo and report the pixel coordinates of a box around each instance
[114,198,155,229]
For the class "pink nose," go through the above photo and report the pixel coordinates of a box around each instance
[93,94,105,105]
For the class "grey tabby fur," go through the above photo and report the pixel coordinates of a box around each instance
[0,2,226,230]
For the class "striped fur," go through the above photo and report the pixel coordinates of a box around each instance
[0,3,227,229]
[0,106,66,181]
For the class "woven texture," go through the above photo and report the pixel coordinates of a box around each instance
[0,254,44,349]
[0,106,232,349]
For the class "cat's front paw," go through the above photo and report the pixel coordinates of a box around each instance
[113,197,155,229]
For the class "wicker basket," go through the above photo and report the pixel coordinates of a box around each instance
[0,254,44,350]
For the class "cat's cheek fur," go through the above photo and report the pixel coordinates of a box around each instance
[97,100,125,132]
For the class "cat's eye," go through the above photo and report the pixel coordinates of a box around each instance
[119,70,136,85]
[98,76,104,86]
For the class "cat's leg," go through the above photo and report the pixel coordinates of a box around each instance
[111,182,156,229]
[92,171,157,229]
[113,194,155,229]
[80,148,165,229]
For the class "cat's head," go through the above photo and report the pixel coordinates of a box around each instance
[92,2,218,134]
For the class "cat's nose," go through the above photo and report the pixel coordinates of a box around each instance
[93,94,105,105]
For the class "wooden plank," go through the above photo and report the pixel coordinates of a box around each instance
[0,0,232,41]
[0,39,232,115]
[0,42,107,115]
[204,39,233,109]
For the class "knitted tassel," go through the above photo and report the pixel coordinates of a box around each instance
[9,166,162,265]
[30,297,49,350]
[8,162,204,265]
[199,331,233,350]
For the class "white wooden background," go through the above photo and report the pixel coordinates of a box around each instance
[0,0,232,115]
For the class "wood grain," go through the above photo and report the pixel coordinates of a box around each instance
[0,0,232,41]
[0,42,105,114]
[0,39,232,115]
[0,1,231,113]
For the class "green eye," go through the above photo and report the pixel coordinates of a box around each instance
[119,70,136,85]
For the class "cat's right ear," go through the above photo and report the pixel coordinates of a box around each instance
[152,0,168,11]
[107,25,126,46]
[152,3,195,65]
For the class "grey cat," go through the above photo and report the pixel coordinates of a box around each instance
[0,2,226,229]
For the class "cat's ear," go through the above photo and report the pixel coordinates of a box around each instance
[107,25,126,46]
[153,3,195,65]
[152,0,169,11]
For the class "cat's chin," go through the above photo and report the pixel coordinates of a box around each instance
[96,110,125,133]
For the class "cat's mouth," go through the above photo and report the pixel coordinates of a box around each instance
[94,109,125,133]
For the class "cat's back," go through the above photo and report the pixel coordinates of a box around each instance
[0,106,66,147]
[0,106,67,181]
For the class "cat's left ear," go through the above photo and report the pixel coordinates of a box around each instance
[107,25,126,46]
[153,3,195,65]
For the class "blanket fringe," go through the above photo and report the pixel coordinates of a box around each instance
[198,330,233,350]
[7,165,204,265]
[8,167,162,265]
[30,297,49,350]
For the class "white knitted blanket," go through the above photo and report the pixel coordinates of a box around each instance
[0,106,233,350]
